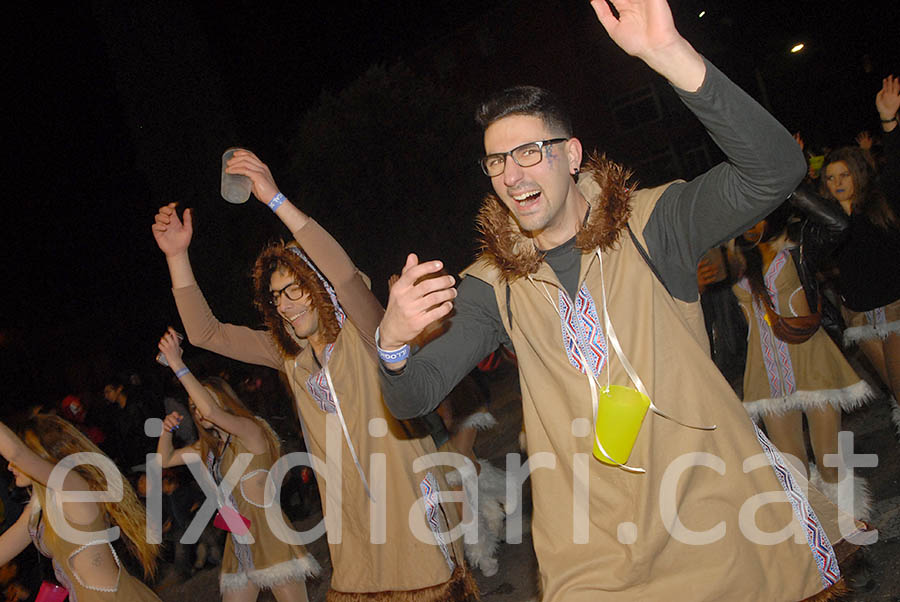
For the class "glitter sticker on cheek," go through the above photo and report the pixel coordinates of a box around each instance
[545,146,559,168]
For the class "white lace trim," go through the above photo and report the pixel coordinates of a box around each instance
[67,540,121,593]
[239,469,276,508]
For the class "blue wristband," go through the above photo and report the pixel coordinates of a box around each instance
[268,192,286,212]
[175,367,190,379]
[375,327,410,363]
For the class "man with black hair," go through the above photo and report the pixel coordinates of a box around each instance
[377,1,853,600]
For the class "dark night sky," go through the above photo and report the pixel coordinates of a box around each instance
[3,1,898,403]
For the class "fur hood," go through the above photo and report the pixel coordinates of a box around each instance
[475,153,636,281]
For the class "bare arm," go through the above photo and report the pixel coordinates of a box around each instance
[156,412,202,468]
[158,329,268,454]
[0,423,100,525]
[0,422,88,491]
[0,503,34,566]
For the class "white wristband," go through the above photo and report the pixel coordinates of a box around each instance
[375,327,410,363]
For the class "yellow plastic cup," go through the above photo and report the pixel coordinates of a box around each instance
[593,385,651,465]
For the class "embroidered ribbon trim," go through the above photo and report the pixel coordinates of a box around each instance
[739,247,797,398]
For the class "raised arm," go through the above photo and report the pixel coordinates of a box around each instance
[591,0,705,92]
[224,150,384,345]
[155,410,201,468]
[1,422,74,490]
[158,328,267,455]
[152,203,283,368]
[876,75,900,212]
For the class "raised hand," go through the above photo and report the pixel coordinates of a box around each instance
[224,150,280,206]
[162,411,184,433]
[152,203,193,257]
[876,75,900,123]
[158,327,185,371]
[590,0,705,92]
[856,131,873,151]
[379,254,457,351]
[590,0,680,59]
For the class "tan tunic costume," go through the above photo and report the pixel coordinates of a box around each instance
[210,435,320,592]
[460,159,849,601]
[734,248,874,419]
[173,218,476,600]
[28,501,160,602]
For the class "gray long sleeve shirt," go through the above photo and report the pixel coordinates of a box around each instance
[381,59,806,419]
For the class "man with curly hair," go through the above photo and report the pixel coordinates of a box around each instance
[152,150,478,601]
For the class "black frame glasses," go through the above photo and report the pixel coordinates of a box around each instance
[479,138,569,176]
[269,281,306,306]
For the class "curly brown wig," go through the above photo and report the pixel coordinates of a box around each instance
[252,241,342,357]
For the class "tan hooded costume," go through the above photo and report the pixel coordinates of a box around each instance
[459,156,851,601]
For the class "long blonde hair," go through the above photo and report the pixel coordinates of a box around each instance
[192,377,281,464]
[20,414,158,578]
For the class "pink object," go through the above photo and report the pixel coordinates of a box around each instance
[36,581,68,602]
[213,507,251,535]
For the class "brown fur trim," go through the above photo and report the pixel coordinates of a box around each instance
[325,565,480,602]
[475,152,636,282]
[475,195,545,280]
[574,153,635,253]
[799,578,848,601]
[251,240,342,358]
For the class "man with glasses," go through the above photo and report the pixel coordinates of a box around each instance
[151,151,479,600]
[377,1,849,600]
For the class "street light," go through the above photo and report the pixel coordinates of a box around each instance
[790,43,805,54]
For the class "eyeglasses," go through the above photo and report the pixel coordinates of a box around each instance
[479,138,568,177]
[269,281,306,306]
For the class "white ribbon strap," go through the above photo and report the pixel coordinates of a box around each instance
[323,363,375,501]
[595,249,716,432]
[533,277,645,473]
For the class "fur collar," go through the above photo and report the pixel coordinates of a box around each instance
[475,153,635,281]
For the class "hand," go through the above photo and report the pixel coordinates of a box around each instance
[696,259,720,293]
[876,74,900,121]
[855,131,873,150]
[591,0,681,60]
[591,0,704,91]
[162,411,184,433]
[225,150,281,207]
[152,203,193,257]
[158,328,185,371]
[379,254,456,349]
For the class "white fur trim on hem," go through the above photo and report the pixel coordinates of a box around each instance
[220,555,321,592]
[743,380,876,421]
[843,319,900,346]
[462,459,506,577]
[456,411,498,432]
[809,464,872,522]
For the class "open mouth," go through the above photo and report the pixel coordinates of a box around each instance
[512,190,541,203]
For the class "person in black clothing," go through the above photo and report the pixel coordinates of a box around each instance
[821,75,900,405]
[102,372,163,472]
